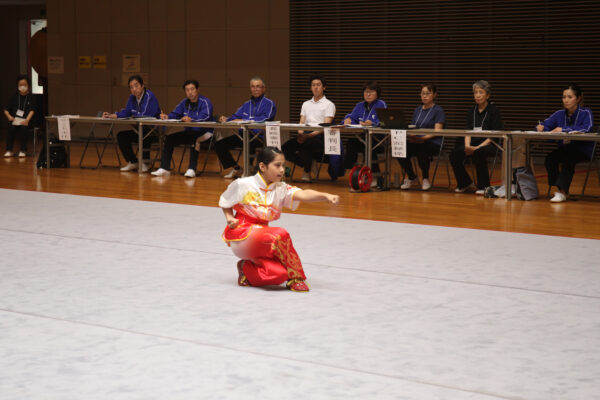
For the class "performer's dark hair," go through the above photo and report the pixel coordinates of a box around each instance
[257,146,283,168]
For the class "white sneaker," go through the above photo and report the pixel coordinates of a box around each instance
[454,183,475,193]
[400,178,418,190]
[224,167,243,179]
[18,152,26,158]
[141,163,150,173]
[4,151,12,157]
[120,162,138,172]
[475,189,485,195]
[301,172,311,182]
[371,173,380,188]
[184,169,196,178]
[151,168,170,177]
[550,192,567,203]
[421,179,431,191]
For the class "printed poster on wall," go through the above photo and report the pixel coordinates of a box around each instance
[47,56,64,74]
[122,54,140,72]
[93,55,106,69]
[78,56,91,69]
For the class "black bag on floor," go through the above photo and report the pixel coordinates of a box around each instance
[37,137,67,168]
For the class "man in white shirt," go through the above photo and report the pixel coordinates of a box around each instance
[282,75,336,182]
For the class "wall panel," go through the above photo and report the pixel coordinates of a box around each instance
[290,0,600,130]
[46,0,290,121]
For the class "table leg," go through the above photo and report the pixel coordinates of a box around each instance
[504,135,512,201]
[384,134,391,190]
[138,122,143,174]
[365,130,372,169]
[242,126,250,177]
[46,119,50,169]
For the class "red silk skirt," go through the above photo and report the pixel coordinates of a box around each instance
[223,214,306,286]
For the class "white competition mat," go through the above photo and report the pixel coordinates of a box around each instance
[1,189,599,400]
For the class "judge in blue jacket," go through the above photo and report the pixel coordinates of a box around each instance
[151,80,214,178]
[537,84,594,202]
[214,77,276,178]
[342,80,387,181]
[102,74,161,172]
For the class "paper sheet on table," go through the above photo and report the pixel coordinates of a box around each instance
[265,124,281,150]
[391,129,406,158]
[11,117,26,126]
[280,123,309,127]
[57,116,71,141]
[324,128,341,155]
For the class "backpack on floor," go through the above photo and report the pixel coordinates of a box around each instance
[514,166,538,201]
[37,137,67,168]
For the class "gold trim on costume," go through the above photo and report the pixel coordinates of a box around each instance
[268,233,304,280]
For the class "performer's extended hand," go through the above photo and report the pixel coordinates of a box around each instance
[326,194,340,205]
[227,218,240,229]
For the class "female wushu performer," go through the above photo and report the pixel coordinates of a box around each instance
[219,147,339,292]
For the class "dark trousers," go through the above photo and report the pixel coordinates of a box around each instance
[397,141,441,180]
[159,130,205,170]
[282,135,324,173]
[450,143,497,189]
[545,144,589,194]
[215,134,260,170]
[117,128,156,163]
[6,125,28,152]
[343,137,381,173]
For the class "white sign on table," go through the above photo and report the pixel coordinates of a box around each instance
[390,129,406,158]
[265,124,281,150]
[324,127,341,155]
[57,116,72,141]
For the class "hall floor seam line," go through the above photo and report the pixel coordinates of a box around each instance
[0,307,524,400]
[3,227,599,301]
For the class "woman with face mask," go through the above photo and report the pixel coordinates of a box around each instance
[3,75,36,157]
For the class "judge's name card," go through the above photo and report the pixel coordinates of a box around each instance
[324,127,341,155]
[57,116,72,141]
[391,129,407,158]
[265,124,281,150]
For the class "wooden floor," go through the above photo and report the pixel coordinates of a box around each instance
[2,143,599,239]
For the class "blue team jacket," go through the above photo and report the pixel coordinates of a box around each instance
[344,99,387,126]
[168,96,214,132]
[540,106,595,158]
[116,89,161,118]
[228,95,276,122]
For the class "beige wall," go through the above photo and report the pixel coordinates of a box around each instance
[46,0,289,122]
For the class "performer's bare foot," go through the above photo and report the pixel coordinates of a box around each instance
[237,260,249,286]
[287,279,309,292]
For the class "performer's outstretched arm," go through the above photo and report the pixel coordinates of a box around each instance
[294,189,339,204]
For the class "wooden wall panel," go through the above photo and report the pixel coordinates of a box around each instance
[45,0,290,122]
[290,0,600,131]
